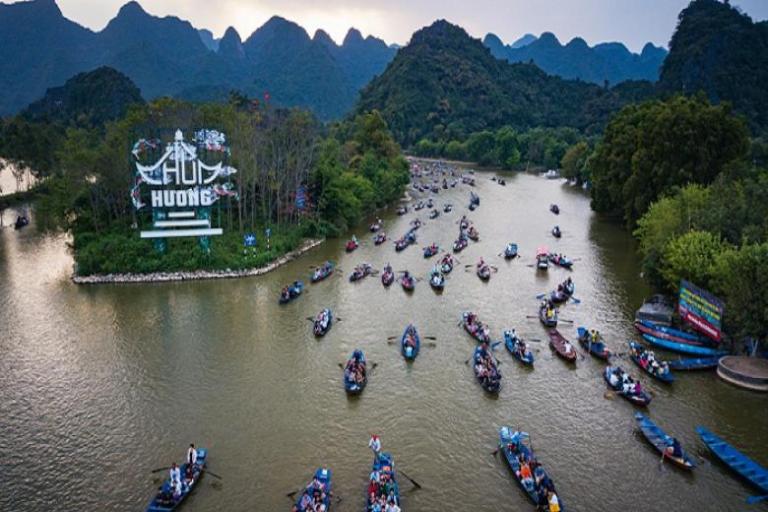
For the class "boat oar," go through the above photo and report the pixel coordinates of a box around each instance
[569,297,582,305]
[558,319,575,324]
[535,293,546,300]
[746,495,768,505]
[286,489,300,498]
[527,338,543,343]
[206,470,223,480]
[150,466,170,474]
[423,336,437,341]
[398,469,422,489]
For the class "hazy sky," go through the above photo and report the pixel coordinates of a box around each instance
[54,0,768,52]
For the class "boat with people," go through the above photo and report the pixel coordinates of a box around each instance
[279,281,304,304]
[635,413,695,470]
[369,220,382,232]
[440,254,454,274]
[552,225,562,238]
[667,356,721,371]
[429,267,445,291]
[536,247,549,270]
[373,232,387,245]
[401,324,421,361]
[343,350,367,394]
[459,216,470,230]
[313,308,333,337]
[311,261,334,283]
[498,427,563,511]
[696,426,768,494]
[550,204,560,215]
[400,271,416,292]
[293,467,332,512]
[472,343,501,393]
[345,236,359,252]
[604,366,652,406]
[145,448,207,512]
[469,203,477,211]
[548,253,573,269]
[466,226,479,241]
[476,259,491,281]
[381,264,395,287]
[350,263,374,282]
[576,327,611,360]
[470,191,480,206]
[443,203,453,213]
[426,198,434,208]
[549,285,570,304]
[640,333,729,357]
[414,201,425,211]
[453,235,468,253]
[423,243,439,258]
[14,215,29,230]
[504,329,534,366]
[410,219,422,230]
[429,209,440,219]
[539,300,558,328]
[365,451,400,512]
[628,341,674,383]
[548,329,577,362]
[462,311,491,343]
[504,243,519,259]
[396,206,408,216]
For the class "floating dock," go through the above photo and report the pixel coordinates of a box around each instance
[717,356,768,392]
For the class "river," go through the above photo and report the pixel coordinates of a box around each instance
[1,164,766,511]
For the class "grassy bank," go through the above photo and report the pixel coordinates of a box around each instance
[73,225,308,276]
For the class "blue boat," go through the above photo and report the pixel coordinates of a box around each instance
[313,308,333,337]
[635,319,709,344]
[401,324,421,361]
[604,366,652,406]
[667,356,721,371]
[472,344,501,393]
[498,427,563,510]
[576,327,611,360]
[642,333,729,357]
[628,341,674,384]
[311,262,334,283]
[366,452,400,511]
[697,426,768,494]
[635,413,695,470]
[279,281,304,304]
[294,467,332,512]
[504,330,534,366]
[343,350,367,394]
[504,243,518,259]
[146,448,207,512]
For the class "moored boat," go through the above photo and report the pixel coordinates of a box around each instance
[145,448,208,512]
[634,413,695,470]
[604,366,652,406]
[461,311,491,343]
[343,350,367,394]
[504,330,534,366]
[311,261,334,283]
[472,344,501,393]
[313,308,333,337]
[641,333,729,357]
[279,281,304,304]
[293,467,332,512]
[634,319,710,345]
[498,427,563,510]
[548,329,577,362]
[696,426,768,493]
[576,327,611,360]
[628,341,674,383]
[667,356,721,371]
[401,324,421,361]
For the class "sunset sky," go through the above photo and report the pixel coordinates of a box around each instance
[54,0,768,52]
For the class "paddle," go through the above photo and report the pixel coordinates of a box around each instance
[423,336,437,341]
[659,450,667,473]
[286,489,299,498]
[150,466,170,474]
[206,470,223,480]
[569,297,582,305]
[746,495,768,505]
[535,293,546,300]
[558,319,575,324]
[398,469,422,489]
[527,338,543,343]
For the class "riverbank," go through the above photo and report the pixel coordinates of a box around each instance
[72,238,324,285]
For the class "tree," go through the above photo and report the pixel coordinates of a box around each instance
[714,243,768,343]
[660,230,731,294]
[560,141,590,183]
[590,95,750,227]
[466,131,496,166]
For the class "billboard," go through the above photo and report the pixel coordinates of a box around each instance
[678,280,725,342]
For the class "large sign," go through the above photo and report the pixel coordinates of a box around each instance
[131,129,237,243]
[678,280,725,342]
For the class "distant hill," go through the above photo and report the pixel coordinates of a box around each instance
[483,31,667,85]
[0,0,396,120]
[357,20,654,146]
[659,0,768,132]
[22,66,144,126]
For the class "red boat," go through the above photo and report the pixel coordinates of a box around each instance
[345,237,359,252]
[548,329,577,363]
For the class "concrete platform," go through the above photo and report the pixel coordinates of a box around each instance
[717,356,768,392]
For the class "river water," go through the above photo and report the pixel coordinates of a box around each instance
[1,165,766,511]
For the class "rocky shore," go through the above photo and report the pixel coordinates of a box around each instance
[72,238,324,285]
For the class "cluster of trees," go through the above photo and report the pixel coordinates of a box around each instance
[412,126,586,170]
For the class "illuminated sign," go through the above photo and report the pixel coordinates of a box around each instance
[131,129,237,242]
[678,280,725,342]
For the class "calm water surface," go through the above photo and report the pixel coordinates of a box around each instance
[1,166,766,511]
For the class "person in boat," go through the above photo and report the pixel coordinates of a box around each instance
[369,434,382,457]
[281,286,290,301]
[187,443,198,468]
[156,487,175,507]
[385,498,401,512]
[547,490,561,512]
[563,340,573,354]
[169,462,181,486]
[633,380,643,395]
[172,477,182,500]
[665,437,683,459]
[519,459,534,489]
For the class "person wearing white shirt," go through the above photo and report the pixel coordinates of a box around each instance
[169,463,181,484]
[187,443,198,467]
[368,435,382,456]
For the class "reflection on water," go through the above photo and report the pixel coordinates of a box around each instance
[1,168,766,511]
